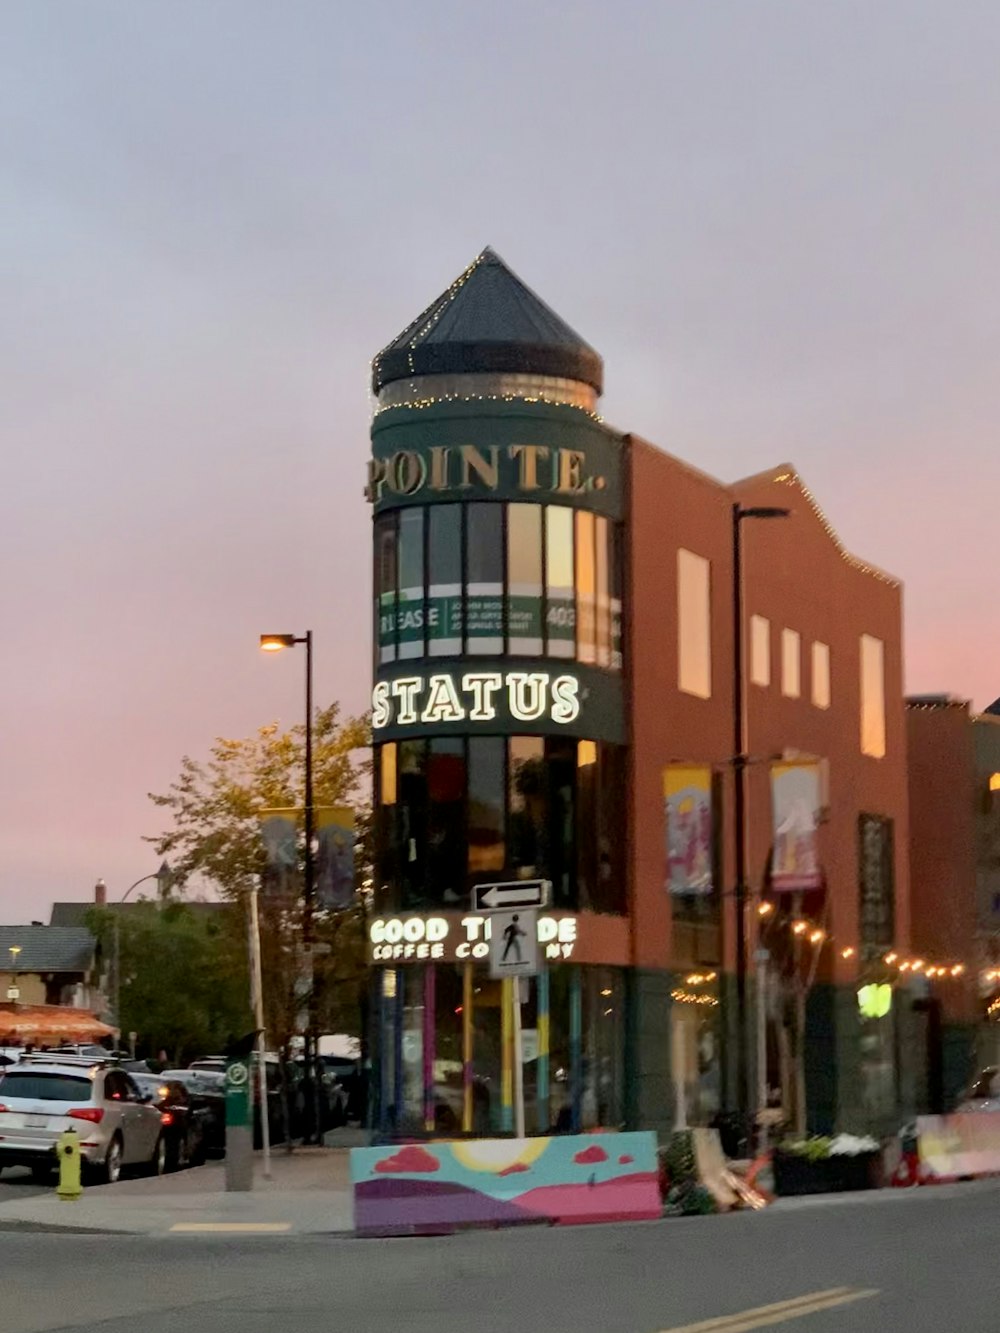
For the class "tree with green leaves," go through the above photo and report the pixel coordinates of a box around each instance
[86,898,250,1065]
[145,704,370,1056]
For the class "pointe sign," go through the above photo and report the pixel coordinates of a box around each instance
[372,670,580,732]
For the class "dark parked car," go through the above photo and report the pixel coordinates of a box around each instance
[159,1069,226,1158]
[130,1073,209,1170]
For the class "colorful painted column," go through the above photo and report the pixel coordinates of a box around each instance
[501,977,514,1133]
[462,963,474,1134]
[537,969,550,1133]
[422,965,436,1132]
[570,967,583,1133]
[378,971,392,1137]
[393,968,405,1133]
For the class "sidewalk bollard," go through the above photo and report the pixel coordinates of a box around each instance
[57,1127,82,1201]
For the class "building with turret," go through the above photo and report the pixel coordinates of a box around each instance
[365,248,911,1141]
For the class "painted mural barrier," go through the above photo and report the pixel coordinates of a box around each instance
[351,1131,661,1236]
[916,1113,1000,1182]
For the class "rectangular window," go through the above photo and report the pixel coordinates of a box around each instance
[677,549,711,699]
[379,742,397,805]
[427,738,466,906]
[507,504,543,655]
[749,614,770,687]
[595,516,611,667]
[374,513,398,666]
[858,813,894,959]
[466,503,503,655]
[781,628,801,698]
[397,508,424,660]
[610,522,623,670]
[398,740,428,907]
[427,504,462,656]
[545,506,575,659]
[575,510,597,664]
[860,634,886,757]
[812,641,831,709]
[509,736,546,878]
[467,737,505,874]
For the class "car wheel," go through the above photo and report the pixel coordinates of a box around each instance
[30,1162,53,1184]
[149,1135,167,1177]
[103,1136,124,1185]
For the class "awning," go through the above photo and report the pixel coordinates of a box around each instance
[0,1004,115,1045]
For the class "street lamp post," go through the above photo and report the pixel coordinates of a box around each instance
[732,503,789,1138]
[7,946,22,1003]
[260,631,320,1143]
[111,863,171,1038]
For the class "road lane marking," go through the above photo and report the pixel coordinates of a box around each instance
[657,1287,879,1333]
[169,1222,292,1233]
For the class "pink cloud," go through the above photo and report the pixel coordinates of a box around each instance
[618,1154,634,1165]
[573,1144,608,1166]
[374,1145,441,1174]
[498,1162,530,1176]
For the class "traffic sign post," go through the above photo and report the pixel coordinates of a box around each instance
[488,909,539,981]
[472,879,550,912]
[475,884,548,1140]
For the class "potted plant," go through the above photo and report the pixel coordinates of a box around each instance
[772,1134,883,1196]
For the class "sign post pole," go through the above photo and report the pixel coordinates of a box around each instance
[512,978,526,1139]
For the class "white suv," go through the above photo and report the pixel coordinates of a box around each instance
[0,1059,166,1183]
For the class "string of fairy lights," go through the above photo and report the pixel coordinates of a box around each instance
[671,900,987,1009]
[753,899,974,980]
[372,391,604,423]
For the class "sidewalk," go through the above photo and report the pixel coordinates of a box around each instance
[0,1135,362,1236]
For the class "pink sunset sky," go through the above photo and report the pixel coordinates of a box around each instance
[2,3,999,920]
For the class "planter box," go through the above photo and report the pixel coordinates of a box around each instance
[772,1150,882,1196]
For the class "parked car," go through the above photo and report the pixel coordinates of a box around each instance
[956,1067,1000,1113]
[160,1069,226,1157]
[130,1073,208,1170]
[188,1057,227,1072]
[0,1060,167,1183]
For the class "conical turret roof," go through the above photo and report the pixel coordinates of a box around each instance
[372,247,603,395]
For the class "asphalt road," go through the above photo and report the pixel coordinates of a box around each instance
[3,1183,999,1333]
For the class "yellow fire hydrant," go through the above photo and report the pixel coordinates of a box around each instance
[56,1127,82,1201]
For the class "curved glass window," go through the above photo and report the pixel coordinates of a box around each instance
[372,501,622,670]
[374,737,627,914]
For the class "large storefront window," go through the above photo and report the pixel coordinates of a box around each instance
[376,964,626,1137]
[375,737,626,913]
[373,501,623,668]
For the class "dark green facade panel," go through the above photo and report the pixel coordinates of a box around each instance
[369,399,624,520]
[372,658,625,745]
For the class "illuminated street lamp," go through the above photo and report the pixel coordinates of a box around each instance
[259,631,319,1143]
[7,945,22,1003]
[732,503,790,1136]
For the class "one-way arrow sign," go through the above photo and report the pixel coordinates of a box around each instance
[472,879,550,911]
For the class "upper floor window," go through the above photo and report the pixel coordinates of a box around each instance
[374,737,626,915]
[781,629,801,699]
[812,642,831,710]
[750,615,770,687]
[860,634,886,758]
[374,502,622,671]
[677,549,711,699]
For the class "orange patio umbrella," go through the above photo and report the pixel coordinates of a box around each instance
[0,1004,115,1046]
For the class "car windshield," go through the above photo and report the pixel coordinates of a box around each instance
[130,1074,161,1095]
[0,1072,93,1101]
